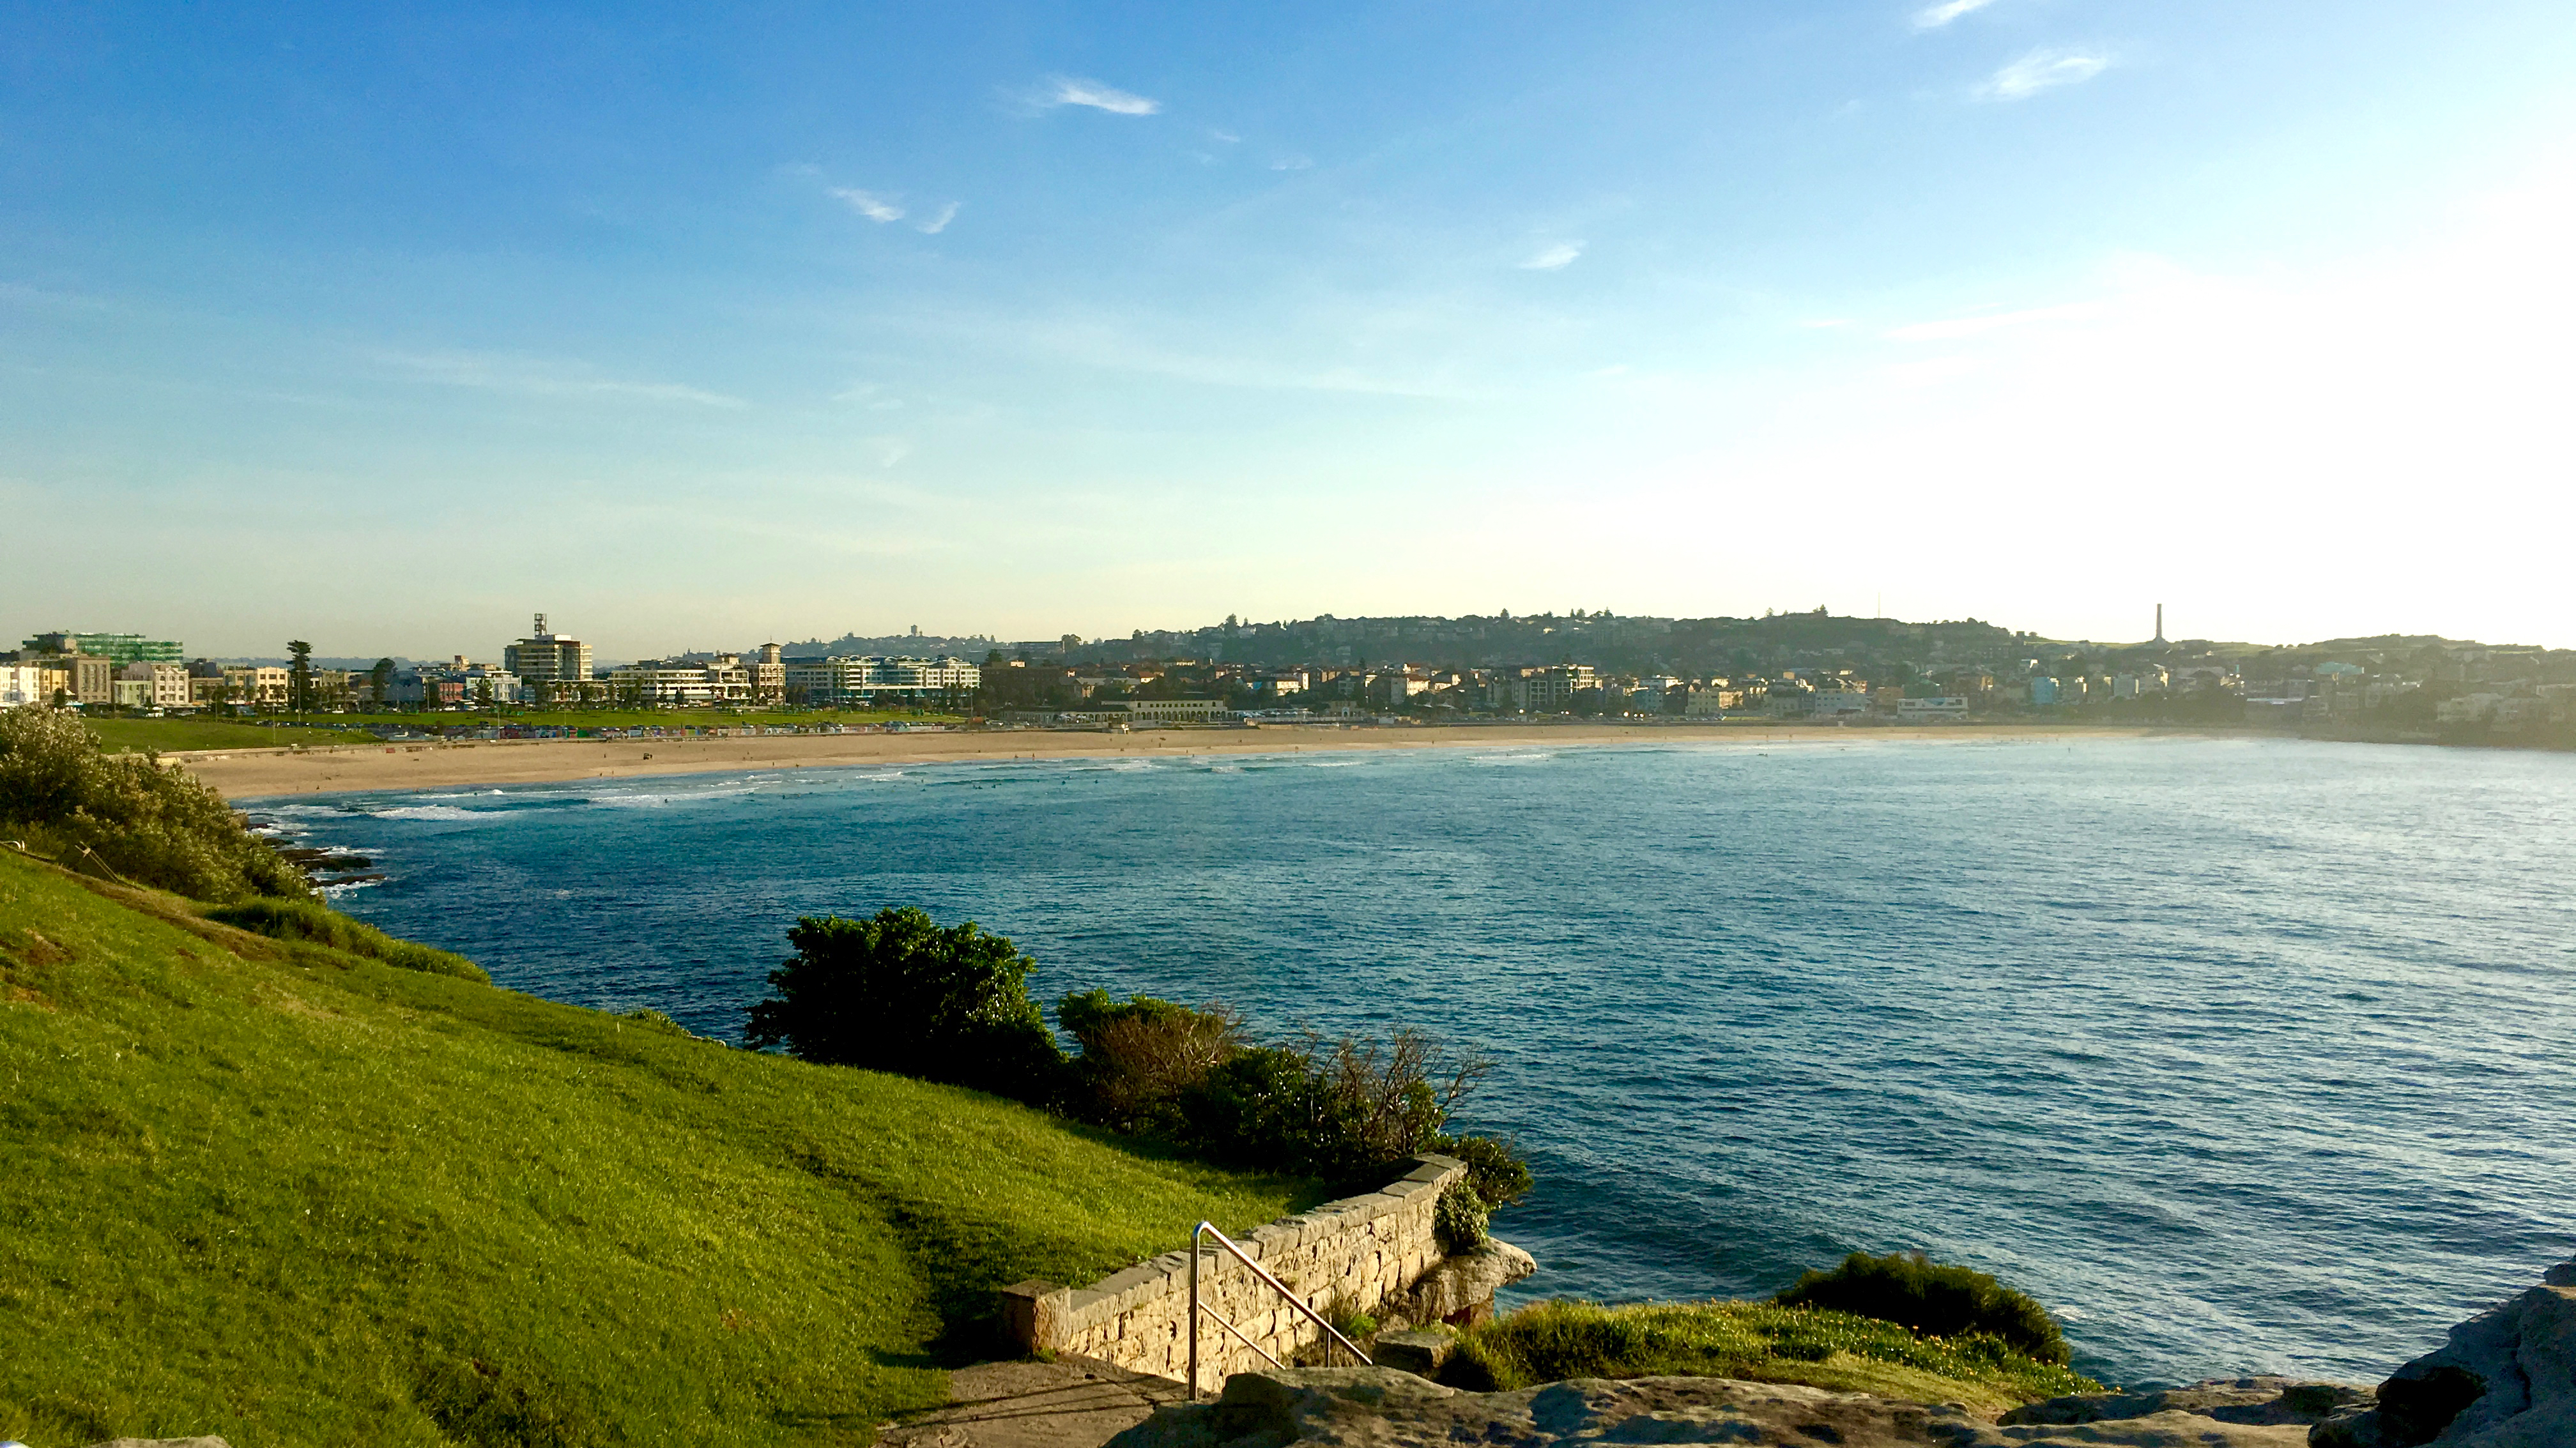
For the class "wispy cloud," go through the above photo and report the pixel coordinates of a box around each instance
[373,350,747,409]
[1912,0,1998,29]
[1979,47,2112,100]
[914,201,960,235]
[1269,155,1314,171]
[1036,75,1161,115]
[1883,300,2104,341]
[830,187,905,223]
[1520,242,1586,271]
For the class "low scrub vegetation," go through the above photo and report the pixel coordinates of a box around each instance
[1774,1251,2069,1366]
[1439,1299,2101,1411]
[743,908,1065,1098]
[0,707,305,901]
[205,897,489,983]
[743,909,1533,1202]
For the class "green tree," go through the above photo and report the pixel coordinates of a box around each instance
[369,657,395,708]
[288,640,314,715]
[743,908,1064,1101]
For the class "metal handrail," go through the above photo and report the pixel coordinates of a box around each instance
[1188,1219,1371,1399]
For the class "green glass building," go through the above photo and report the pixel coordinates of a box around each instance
[20,631,185,664]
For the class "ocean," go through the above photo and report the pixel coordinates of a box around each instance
[261,734,2576,1387]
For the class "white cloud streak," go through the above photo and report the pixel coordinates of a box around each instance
[1912,0,1998,29]
[1520,241,1586,271]
[372,351,747,409]
[914,202,960,234]
[1980,47,2112,100]
[831,187,905,222]
[1040,76,1161,115]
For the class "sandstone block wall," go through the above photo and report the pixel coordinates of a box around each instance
[1003,1154,1465,1391]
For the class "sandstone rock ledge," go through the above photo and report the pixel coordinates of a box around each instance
[1103,1367,2317,1447]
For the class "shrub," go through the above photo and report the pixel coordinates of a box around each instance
[1434,1179,1489,1253]
[1172,1027,1504,1193]
[1434,1132,1534,1209]
[0,708,306,901]
[1438,1299,2101,1405]
[1772,1251,2069,1365]
[1057,988,1243,1129]
[205,897,491,984]
[743,908,1064,1101]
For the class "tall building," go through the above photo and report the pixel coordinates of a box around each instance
[503,614,594,695]
[20,630,183,664]
[751,643,785,704]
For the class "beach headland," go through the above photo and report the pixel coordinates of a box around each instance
[177,721,2177,799]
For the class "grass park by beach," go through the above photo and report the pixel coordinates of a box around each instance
[80,706,966,757]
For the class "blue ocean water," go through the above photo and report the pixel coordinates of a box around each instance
[264,735,2576,1387]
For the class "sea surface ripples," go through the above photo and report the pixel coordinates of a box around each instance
[268,736,2576,1386]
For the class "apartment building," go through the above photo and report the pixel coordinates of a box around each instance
[783,654,981,704]
[503,614,594,696]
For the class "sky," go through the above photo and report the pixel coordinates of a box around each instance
[5,1,2575,660]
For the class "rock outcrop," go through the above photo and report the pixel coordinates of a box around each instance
[1377,1240,1536,1330]
[2311,1257,2576,1447]
[2006,1378,2371,1429]
[1103,1367,2317,1447]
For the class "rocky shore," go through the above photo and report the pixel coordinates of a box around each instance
[1103,1255,2576,1448]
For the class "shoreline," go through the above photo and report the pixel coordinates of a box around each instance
[183,721,2219,800]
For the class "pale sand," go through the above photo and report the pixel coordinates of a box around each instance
[174,722,2160,801]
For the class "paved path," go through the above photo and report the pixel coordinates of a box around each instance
[880,1359,1188,1448]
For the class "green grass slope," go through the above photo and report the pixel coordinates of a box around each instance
[0,849,1315,1447]
[1443,1300,2104,1413]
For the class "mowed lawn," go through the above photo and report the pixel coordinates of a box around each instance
[81,717,378,752]
[0,850,1315,1446]
[80,711,965,755]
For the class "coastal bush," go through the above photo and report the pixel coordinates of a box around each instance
[1773,1251,2069,1365]
[1057,987,1244,1131]
[1438,1299,2101,1409]
[206,897,491,983]
[1172,1027,1508,1193]
[1434,1178,1490,1252]
[0,707,306,901]
[744,907,1066,1101]
[1434,1131,1535,1209]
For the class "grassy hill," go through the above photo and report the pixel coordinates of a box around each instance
[0,848,1316,1447]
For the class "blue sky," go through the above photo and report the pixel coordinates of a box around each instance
[6,1,2574,658]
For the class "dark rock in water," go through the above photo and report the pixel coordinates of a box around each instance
[2005,1376,2368,1427]
[1104,1367,2313,1446]
[2312,1255,2576,1447]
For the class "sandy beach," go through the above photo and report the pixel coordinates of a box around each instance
[175,720,2158,800]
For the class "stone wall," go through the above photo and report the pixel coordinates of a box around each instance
[1002,1154,1466,1391]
